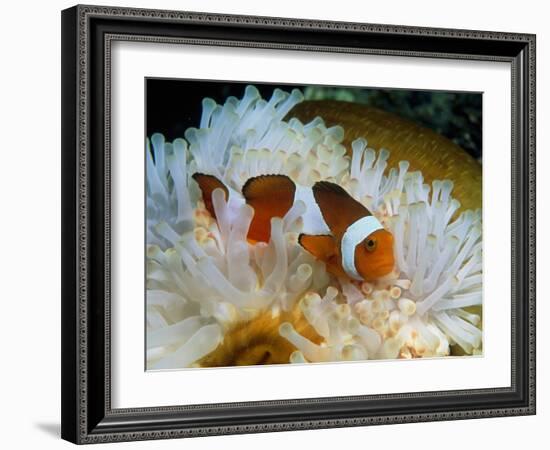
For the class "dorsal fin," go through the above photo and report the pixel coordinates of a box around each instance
[192,173,229,219]
[242,175,296,242]
[312,181,370,236]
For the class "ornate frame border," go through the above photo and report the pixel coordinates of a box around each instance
[61,4,536,444]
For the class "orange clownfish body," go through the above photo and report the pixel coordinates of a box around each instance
[192,173,395,282]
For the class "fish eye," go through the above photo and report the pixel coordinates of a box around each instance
[365,238,377,252]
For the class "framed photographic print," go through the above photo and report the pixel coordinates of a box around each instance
[61,4,536,444]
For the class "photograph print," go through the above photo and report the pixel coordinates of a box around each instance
[145,80,483,370]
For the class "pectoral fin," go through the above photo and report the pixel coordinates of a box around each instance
[298,234,346,278]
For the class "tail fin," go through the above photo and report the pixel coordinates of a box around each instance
[192,173,229,220]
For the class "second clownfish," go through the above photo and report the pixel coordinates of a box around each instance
[192,173,395,282]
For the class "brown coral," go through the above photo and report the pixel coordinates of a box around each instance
[289,100,482,211]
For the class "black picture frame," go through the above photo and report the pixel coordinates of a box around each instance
[61,4,536,444]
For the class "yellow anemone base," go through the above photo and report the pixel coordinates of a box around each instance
[198,305,323,367]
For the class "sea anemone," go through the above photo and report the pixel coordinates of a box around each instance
[146,85,482,369]
[280,147,483,361]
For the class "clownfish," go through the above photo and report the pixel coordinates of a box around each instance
[192,173,395,282]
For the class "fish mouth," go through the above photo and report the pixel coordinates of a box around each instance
[375,265,398,281]
[360,265,396,282]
